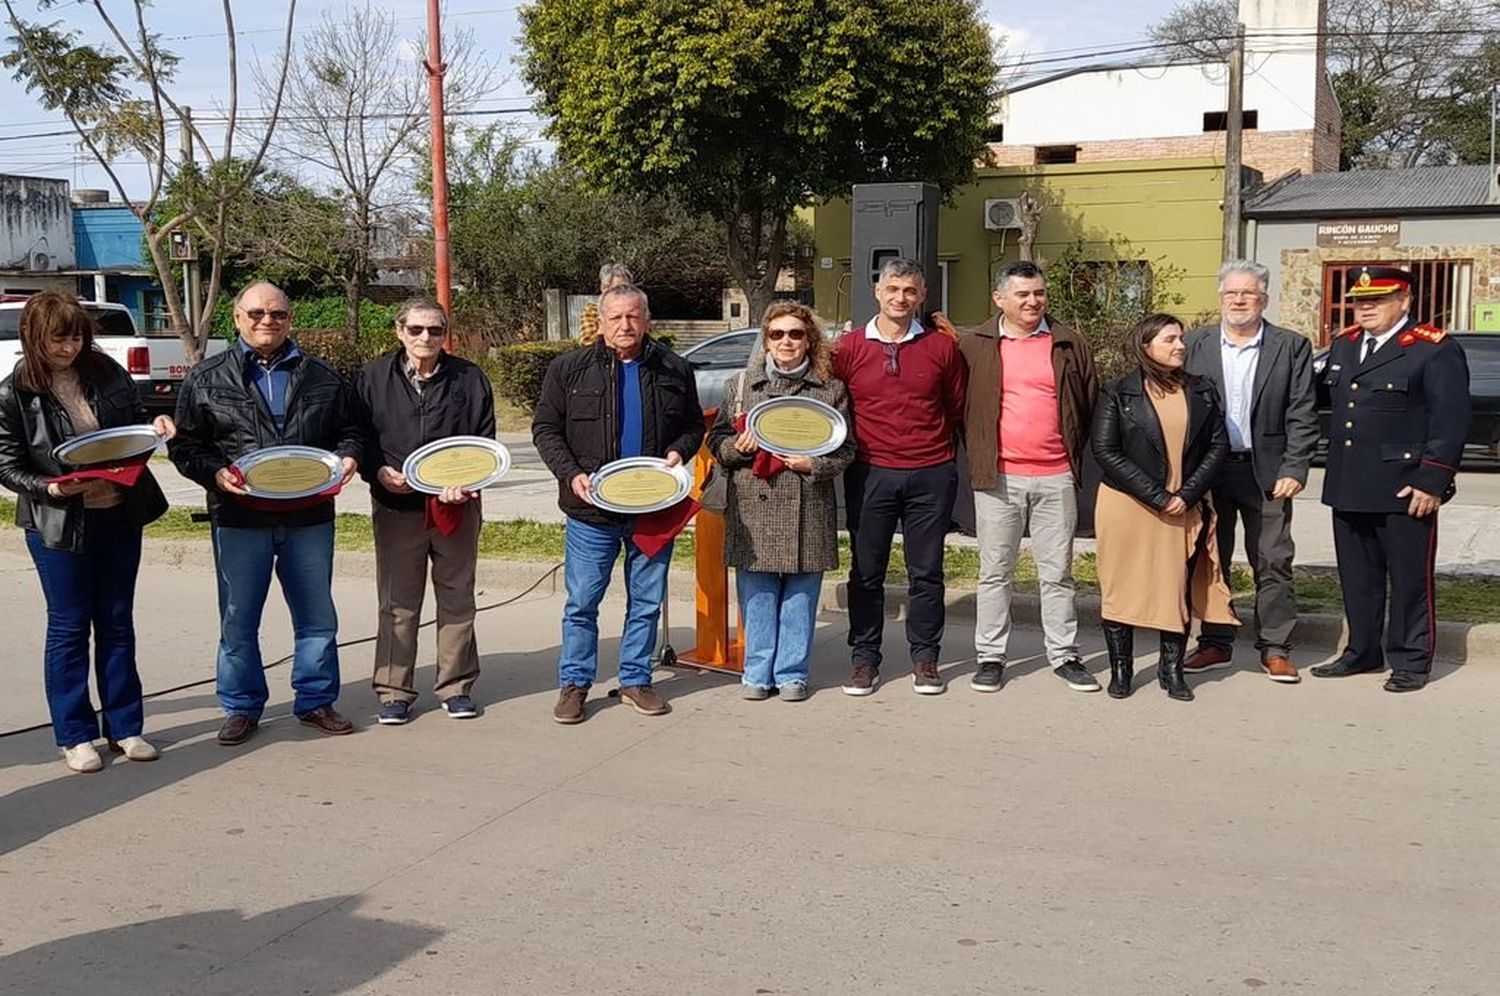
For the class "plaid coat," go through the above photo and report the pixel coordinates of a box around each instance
[707,361,855,574]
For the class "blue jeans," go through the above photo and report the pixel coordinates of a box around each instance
[559,518,672,689]
[26,507,145,748]
[211,522,340,718]
[737,570,822,690]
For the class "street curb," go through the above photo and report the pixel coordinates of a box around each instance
[817,582,1500,667]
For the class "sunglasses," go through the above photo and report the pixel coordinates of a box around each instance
[882,342,900,376]
[765,326,807,342]
[241,309,290,322]
[403,325,446,337]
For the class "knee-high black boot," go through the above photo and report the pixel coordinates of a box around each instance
[1158,628,1193,701]
[1102,620,1134,699]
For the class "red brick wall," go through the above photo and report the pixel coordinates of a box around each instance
[986,129,1322,178]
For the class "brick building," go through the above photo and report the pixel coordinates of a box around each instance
[990,0,1341,179]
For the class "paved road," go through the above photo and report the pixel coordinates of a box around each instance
[1,544,1497,995]
[150,434,1500,574]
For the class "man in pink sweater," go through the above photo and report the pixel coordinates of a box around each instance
[834,258,969,696]
[958,261,1099,694]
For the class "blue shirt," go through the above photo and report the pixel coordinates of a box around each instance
[239,338,303,432]
[1219,325,1263,452]
[618,359,643,458]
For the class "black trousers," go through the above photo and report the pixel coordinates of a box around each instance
[1331,509,1438,674]
[844,461,958,668]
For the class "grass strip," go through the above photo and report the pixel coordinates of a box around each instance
[2,496,1497,623]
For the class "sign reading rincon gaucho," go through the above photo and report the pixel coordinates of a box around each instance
[1315,220,1401,249]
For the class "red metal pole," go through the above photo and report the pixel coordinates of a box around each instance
[425,0,453,349]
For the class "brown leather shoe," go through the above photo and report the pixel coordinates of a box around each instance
[1261,655,1301,684]
[619,684,669,716]
[217,715,258,746]
[1182,645,1233,673]
[297,706,354,736]
[553,685,588,725]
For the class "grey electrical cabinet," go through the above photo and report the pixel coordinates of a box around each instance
[849,182,942,326]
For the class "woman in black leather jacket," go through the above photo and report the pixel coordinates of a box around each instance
[1090,313,1237,702]
[0,293,174,773]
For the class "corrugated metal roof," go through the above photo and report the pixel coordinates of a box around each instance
[1244,166,1500,217]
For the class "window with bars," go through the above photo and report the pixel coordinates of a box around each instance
[1319,259,1474,345]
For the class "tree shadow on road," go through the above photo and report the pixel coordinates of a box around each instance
[0,897,442,996]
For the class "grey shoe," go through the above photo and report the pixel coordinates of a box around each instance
[741,684,772,701]
[779,682,808,702]
[970,659,1005,692]
[1054,658,1102,692]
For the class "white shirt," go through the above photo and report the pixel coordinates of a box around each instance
[999,315,1050,339]
[863,316,925,344]
[1360,316,1409,361]
[1219,322,1264,452]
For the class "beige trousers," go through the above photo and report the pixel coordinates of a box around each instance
[370,500,482,703]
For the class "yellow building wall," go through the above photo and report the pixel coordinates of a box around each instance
[813,158,1227,328]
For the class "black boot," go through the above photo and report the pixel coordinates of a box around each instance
[1158,629,1194,701]
[1102,620,1134,699]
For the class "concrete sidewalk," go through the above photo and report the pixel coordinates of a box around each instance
[2,545,1498,995]
[148,434,1500,575]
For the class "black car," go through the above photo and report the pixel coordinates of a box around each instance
[1313,331,1500,456]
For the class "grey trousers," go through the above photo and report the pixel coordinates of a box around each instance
[371,500,483,704]
[1199,458,1297,657]
[974,472,1080,665]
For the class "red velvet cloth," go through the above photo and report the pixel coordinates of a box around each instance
[47,453,151,487]
[633,495,700,558]
[424,495,469,537]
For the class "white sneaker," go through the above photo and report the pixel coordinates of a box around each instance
[63,742,103,773]
[110,736,160,762]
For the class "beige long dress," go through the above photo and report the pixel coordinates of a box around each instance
[1094,384,1238,631]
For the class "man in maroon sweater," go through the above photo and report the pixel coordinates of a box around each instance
[834,258,969,696]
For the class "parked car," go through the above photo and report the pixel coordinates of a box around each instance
[1313,331,1499,456]
[0,296,227,413]
[680,327,759,412]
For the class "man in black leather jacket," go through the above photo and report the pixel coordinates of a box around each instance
[532,284,703,724]
[169,282,363,745]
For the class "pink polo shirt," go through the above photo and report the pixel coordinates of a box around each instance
[997,329,1070,476]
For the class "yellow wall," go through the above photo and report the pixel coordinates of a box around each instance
[813,158,1227,327]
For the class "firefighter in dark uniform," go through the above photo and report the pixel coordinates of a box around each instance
[1311,265,1471,692]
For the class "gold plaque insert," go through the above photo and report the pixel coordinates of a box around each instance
[243,457,332,493]
[596,468,680,508]
[65,437,152,466]
[412,447,499,488]
[755,406,835,451]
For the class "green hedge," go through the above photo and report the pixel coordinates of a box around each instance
[212,296,402,343]
[491,341,578,412]
[295,327,398,377]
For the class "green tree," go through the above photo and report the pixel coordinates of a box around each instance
[2,0,299,360]
[520,0,998,319]
[445,126,751,342]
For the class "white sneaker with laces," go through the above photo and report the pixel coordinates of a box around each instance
[110,736,160,762]
[63,742,103,773]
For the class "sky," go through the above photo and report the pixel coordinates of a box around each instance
[0,0,1184,196]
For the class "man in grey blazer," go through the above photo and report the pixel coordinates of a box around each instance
[1182,260,1319,682]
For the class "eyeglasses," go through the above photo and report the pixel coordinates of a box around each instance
[241,309,290,322]
[402,325,446,338]
[765,326,807,342]
[882,342,900,376]
[1219,290,1263,300]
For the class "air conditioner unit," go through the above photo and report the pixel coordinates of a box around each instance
[27,252,51,271]
[983,198,1023,231]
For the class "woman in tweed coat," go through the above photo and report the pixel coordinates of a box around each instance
[707,302,856,701]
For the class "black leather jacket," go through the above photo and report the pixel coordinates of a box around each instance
[168,341,363,528]
[531,337,704,526]
[0,356,169,551]
[1090,370,1229,511]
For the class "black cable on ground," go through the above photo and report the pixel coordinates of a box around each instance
[0,562,564,740]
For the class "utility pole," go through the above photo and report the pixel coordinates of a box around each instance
[425,0,454,348]
[179,106,200,335]
[1222,23,1246,261]
[1488,83,1499,204]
